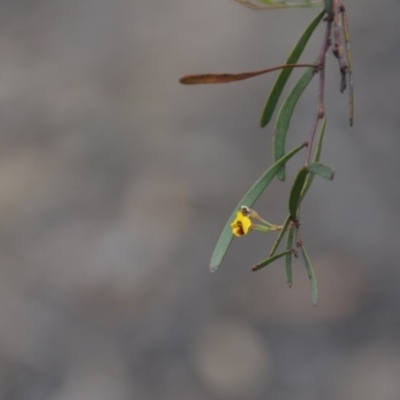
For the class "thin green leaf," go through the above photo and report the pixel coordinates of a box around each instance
[323,0,333,14]
[300,116,326,202]
[210,143,305,272]
[313,115,326,163]
[260,9,325,127]
[252,250,292,272]
[274,64,317,181]
[269,214,291,256]
[307,162,335,180]
[256,0,323,7]
[289,166,309,220]
[285,227,295,287]
[300,245,318,305]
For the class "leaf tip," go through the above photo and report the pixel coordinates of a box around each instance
[209,264,219,273]
[277,170,286,182]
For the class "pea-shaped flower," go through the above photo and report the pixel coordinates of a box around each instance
[230,211,252,237]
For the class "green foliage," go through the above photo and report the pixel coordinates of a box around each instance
[181,1,353,304]
[300,116,326,202]
[307,162,335,180]
[260,10,325,127]
[252,250,292,271]
[289,167,309,220]
[285,227,295,287]
[274,64,317,180]
[301,245,318,305]
[269,215,291,257]
[210,143,305,272]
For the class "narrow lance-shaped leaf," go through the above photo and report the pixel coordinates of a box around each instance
[210,143,306,272]
[307,162,335,180]
[313,115,326,163]
[300,245,318,305]
[274,64,317,181]
[252,0,324,8]
[252,250,292,272]
[300,116,326,202]
[323,0,333,15]
[179,64,317,85]
[285,227,295,287]
[289,166,309,220]
[269,214,291,257]
[260,9,325,127]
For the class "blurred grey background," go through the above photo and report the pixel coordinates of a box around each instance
[0,0,399,399]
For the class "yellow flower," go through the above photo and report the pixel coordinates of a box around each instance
[231,211,252,237]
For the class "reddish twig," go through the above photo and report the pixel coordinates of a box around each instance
[304,17,332,165]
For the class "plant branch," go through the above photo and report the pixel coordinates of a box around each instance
[332,0,347,92]
[304,17,332,165]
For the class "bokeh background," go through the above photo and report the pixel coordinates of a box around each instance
[0,0,400,399]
